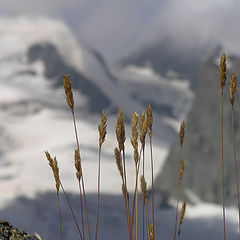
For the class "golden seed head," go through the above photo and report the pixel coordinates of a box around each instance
[74,149,82,181]
[178,201,187,237]
[230,72,237,105]
[116,109,125,151]
[122,184,129,202]
[140,175,147,205]
[146,105,153,130]
[219,53,227,90]
[139,112,145,132]
[133,148,139,165]
[179,160,185,181]
[179,121,185,147]
[131,112,139,164]
[45,151,60,192]
[53,157,60,192]
[98,111,107,146]
[179,201,186,225]
[114,148,123,179]
[45,151,54,170]
[140,113,148,145]
[63,74,74,110]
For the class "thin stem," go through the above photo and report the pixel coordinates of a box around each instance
[95,146,102,240]
[122,147,132,240]
[142,145,145,240]
[130,147,143,238]
[173,179,181,240]
[81,173,91,240]
[173,147,182,240]
[231,105,240,234]
[78,180,85,240]
[60,182,83,240]
[221,91,226,240]
[57,192,63,240]
[136,166,139,240]
[122,148,128,193]
[71,110,91,240]
[149,134,155,239]
[146,201,150,240]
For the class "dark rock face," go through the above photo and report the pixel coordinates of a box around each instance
[0,220,39,240]
[156,56,240,206]
[27,43,110,113]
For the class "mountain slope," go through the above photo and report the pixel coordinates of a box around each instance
[156,55,240,206]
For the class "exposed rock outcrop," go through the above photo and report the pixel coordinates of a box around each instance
[0,220,40,240]
[156,56,240,206]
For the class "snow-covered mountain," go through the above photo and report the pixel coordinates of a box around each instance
[0,16,184,204]
[0,16,238,240]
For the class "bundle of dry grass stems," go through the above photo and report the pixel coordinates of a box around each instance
[45,54,239,240]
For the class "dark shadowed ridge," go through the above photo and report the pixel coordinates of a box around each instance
[27,43,111,113]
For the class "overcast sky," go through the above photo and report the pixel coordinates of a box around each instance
[0,0,239,64]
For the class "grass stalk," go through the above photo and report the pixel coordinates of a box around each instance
[71,109,91,240]
[63,75,91,240]
[229,72,240,235]
[142,146,145,240]
[95,111,107,240]
[221,90,227,240]
[60,182,83,240]
[177,202,186,240]
[78,180,85,240]
[130,146,143,240]
[57,191,63,240]
[149,135,154,239]
[219,54,227,240]
[146,105,154,239]
[95,146,102,240]
[231,105,240,234]
[173,122,185,240]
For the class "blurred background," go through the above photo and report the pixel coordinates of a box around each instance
[0,0,240,239]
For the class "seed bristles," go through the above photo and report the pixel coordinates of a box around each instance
[116,109,125,151]
[230,72,236,105]
[98,111,107,146]
[63,74,74,110]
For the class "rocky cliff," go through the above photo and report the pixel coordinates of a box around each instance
[156,55,240,206]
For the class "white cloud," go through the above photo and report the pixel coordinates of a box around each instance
[1,0,240,63]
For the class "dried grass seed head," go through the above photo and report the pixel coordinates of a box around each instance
[178,201,187,237]
[179,201,186,225]
[114,148,123,179]
[179,121,185,147]
[131,112,138,148]
[63,74,74,110]
[99,111,107,146]
[140,113,148,145]
[131,112,139,164]
[116,109,125,151]
[139,112,145,132]
[146,105,153,130]
[122,184,129,202]
[140,175,147,204]
[53,157,60,192]
[230,72,237,105]
[74,149,82,180]
[219,53,227,90]
[45,151,54,170]
[179,160,185,181]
